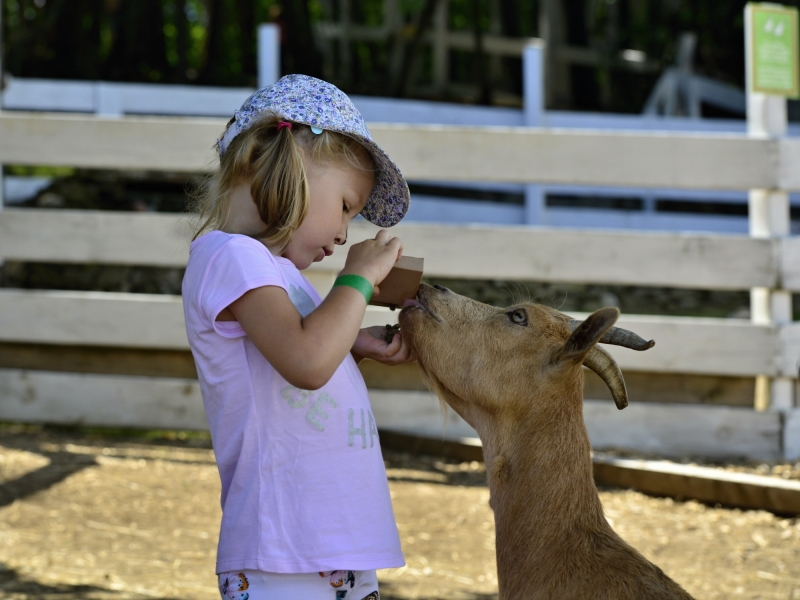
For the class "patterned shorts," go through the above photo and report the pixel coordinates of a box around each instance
[218,569,380,600]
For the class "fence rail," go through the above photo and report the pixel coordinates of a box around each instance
[0,209,781,288]
[0,112,794,192]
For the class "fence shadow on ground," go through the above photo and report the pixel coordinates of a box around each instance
[382,449,488,489]
[0,436,97,508]
[0,563,181,600]
[380,579,498,600]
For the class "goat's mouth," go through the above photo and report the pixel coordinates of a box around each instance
[400,293,440,323]
[401,297,427,312]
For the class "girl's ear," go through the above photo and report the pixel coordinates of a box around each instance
[553,307,620,364]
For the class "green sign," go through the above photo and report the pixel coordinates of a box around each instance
[747,3,800,97]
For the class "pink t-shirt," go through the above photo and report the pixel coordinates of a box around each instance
[182,231,404,574]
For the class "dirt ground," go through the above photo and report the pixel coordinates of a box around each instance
[0,425,799,600]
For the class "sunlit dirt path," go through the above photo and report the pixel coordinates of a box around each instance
[0,427,798,600]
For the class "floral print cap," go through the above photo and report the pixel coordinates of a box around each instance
[218,74,410,228]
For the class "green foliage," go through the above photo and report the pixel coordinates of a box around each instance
[4,165,75,178]
[3,0,797,109]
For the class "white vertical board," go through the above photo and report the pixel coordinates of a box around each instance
[258,24,281,88]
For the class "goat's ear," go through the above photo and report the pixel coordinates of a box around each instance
[553,307,620,364]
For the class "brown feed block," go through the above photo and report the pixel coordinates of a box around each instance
[369,255,424,309]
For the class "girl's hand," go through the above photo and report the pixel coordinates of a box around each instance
[341,230,403,293]
[352,326,415,366]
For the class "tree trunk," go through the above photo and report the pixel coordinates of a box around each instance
[470,0,491,104]
[174,0,189,82]
[199,0,226,84]
[107,0,169,82]
[392,0,441,97]
[237,0,257,83]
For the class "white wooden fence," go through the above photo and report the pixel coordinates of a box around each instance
[0,110,798,461]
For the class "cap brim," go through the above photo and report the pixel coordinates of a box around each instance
[358,138,410,228]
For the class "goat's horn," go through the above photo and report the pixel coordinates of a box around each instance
[568,320,654,351]
[584,346,628,410]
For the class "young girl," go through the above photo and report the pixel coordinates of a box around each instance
[182,74,413,600]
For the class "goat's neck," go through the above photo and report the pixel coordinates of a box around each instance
[477,380,611,594]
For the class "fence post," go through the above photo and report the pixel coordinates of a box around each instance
[523,41,546,226]
[745,5,795,414]
[258,23,281,89]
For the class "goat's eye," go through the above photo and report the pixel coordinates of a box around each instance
[508,309,528,326]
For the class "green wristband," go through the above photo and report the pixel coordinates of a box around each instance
[333,274,374,304]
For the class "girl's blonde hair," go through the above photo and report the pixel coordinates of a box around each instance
[191,114,374,251]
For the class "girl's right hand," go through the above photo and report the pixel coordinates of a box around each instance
[340,230,403,293]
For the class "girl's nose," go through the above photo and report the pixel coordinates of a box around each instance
[335,227,348,245]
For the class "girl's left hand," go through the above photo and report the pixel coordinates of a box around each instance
[352,326,415,365]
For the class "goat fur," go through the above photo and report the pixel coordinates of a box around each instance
[399,283,695,600]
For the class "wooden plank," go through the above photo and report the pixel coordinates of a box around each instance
[0,343,198,378]
[0,112,223,172]
[2,78,95,112]
[0,112,789,190]
[0,210,778,291]
[0,289,189,349]
[2,78,253,116]
[371,392,782,460]
[360,360,428,391]
[0,290,778,376]
[0,209,192,267]
[370,390,478,440]
[579,313,777,377]
[0,342,757,405]
[314,221,778,291]
[0,371,462,436]
[0,369,207,430]
[584,400,782,461]
[592,456,800,515]
[371,125,780,190]
[584,370,755,407]
[0,342,426,391]
[0,371,784,461]
[0,289,397,350]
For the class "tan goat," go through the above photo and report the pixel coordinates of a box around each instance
[399,283,694,600]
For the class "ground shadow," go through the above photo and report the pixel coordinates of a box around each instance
[0,563,180,600]
[0,439,97,508]
[383,449,488,488]
[380,578,498,600]
[0,427,220,507]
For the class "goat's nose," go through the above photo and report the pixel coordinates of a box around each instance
[433,284,450,292]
